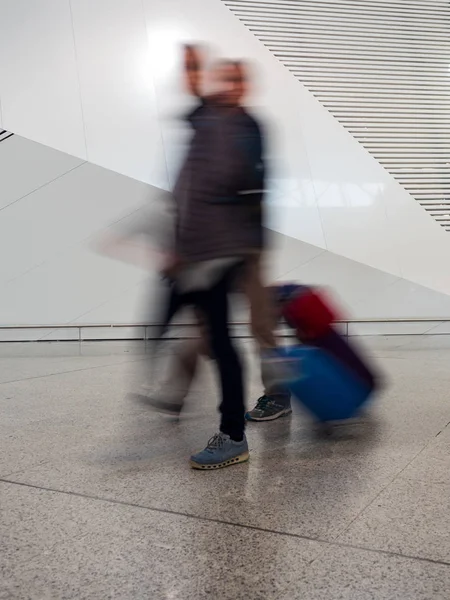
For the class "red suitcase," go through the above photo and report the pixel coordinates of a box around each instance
[282,286,338,340]
[275,284,378,392]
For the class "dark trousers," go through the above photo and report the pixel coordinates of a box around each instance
[188,266,245,441]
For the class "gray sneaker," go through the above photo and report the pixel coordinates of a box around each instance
[190,433,249,470]
[245,395,292,421]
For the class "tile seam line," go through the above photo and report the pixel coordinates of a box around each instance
[318,418,450,560]
[273,248,327,280]
[0,161,87,215]
[67,0,89,160]
[2,477,450,570]
[0,355,150,386]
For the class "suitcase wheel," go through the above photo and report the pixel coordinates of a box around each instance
[315,422,334,438]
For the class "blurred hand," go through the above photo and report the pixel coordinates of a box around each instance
[161,253,182,279]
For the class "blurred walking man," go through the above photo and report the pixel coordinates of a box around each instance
[166,47,282,469]
[148,48,291,424]
[158,47,289,470]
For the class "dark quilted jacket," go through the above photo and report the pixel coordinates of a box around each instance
[173,101,265,263]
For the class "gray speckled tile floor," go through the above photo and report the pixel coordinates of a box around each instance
[1,337,450,599]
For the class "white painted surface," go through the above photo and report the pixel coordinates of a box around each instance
[0,136,84,212]
[1,137,450,325]
[0,0,86,158]
[69,0,168,188]
[0,162,150,285]
[0,0,449,325]
[0,148,170,324]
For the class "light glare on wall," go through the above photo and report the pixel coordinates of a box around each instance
[146,29,186,80]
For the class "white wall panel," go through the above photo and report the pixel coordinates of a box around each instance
[266,231,325,281]
[0,248,146,325]
[0,135,83,212]
[263,99,326,247]
[1,0,450,325]
[0,151,171,325]
[275,243,399,317]
[141,0,195,189]
[0,0,86,158]
[352,278,450,320]
[271,234,450,320]
[2,136,450,325]
[69,0,168,189]
[0,159,168,290]
[297,93,401,276]
[382,179,450,290]
[70,278,158,325]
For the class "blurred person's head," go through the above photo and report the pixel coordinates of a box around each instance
[210,60,249,107]
[183,44,207,97]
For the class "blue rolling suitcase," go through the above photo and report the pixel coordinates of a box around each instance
[273,283,380,396]
[278,345,372,422]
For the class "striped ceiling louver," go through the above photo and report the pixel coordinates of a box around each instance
[0,129,13,143]
[223,0,450,232]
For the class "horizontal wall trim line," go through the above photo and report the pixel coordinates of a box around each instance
[230,7,450,21]
[260,39,450,52]
[225,0,450,14]
[257,33,450,46]
[225,0,450,10]
[3,319,450,341]
[225,0,450,12]
[239,16,450,32]
[236,13,450,29]
[256,29,450,42]
[244,22,450,37]
[277,60,450,69]
[248,25,450,40]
